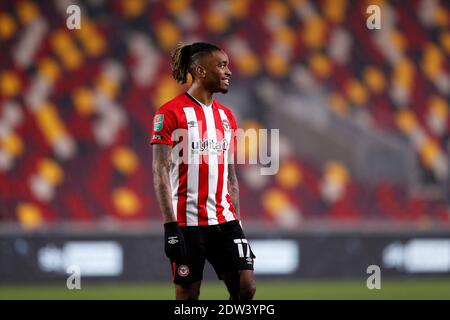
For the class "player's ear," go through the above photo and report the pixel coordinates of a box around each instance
[195,65,207,78]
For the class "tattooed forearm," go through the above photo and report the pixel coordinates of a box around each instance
[152,144,177,223]
[228,163,240,219]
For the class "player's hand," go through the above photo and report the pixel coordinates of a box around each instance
[164,222,187,261]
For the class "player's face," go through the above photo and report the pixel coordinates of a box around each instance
[202,50,232,94]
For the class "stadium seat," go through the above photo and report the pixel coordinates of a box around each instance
[1,0,449,229]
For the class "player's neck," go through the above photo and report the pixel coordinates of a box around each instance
[187,85,213,106]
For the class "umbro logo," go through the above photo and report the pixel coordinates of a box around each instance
[168,236,179,245]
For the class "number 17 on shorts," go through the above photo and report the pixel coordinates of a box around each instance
[234,239,254,265]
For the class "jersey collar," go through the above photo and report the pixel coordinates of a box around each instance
[185,92,214,108]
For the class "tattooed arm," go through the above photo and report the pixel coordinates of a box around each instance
[153,144,186,261]
[152,144,177,223]
[228,163,240,220]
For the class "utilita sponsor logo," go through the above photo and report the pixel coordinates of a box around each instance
[192,139,229,152]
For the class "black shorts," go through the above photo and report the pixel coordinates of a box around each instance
[169,220,255,285]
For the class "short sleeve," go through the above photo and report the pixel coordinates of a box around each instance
[150,108,177,145]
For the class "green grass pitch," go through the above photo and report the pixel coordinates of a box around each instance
[1,278,450,300]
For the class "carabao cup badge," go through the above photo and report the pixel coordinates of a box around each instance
[154,114,164,131]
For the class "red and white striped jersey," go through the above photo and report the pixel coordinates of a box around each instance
[150,92,239,226]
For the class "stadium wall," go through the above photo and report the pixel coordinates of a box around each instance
[2,230,450,284]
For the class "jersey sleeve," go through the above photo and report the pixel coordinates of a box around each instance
[150,108,178,145]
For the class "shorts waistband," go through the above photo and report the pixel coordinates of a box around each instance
[180,220,239,231]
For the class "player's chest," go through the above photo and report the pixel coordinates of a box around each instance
[176,106,232,155]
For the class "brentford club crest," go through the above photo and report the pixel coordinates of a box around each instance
[178,265,190,277]
[222,119,231,131]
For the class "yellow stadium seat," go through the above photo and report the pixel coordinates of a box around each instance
[112,146,139,175]
[389,30,407,52]
[156,20,181,50]
[205,9,230,33]
[16,1,39,25]
[396,109,417,134]
[324,161,350,186]
[429,96,448,119]
[122,0,146,18]
[393,58,414,90]
[435,6,449,27]
[61,50,83,71]
[238,120,262,160]
[229,0,250,19]
[76,20,106,57]
[275,27,296,48]
[38,57,61,82]
[302,17,327,49]
[328,92,349,117]
[0,71,21,97]
[363,66,386,93]
[73,87,95,115]
[96,75,118,99]
[440,31,450,54]
[51,30,84,71]
[51,30,73,53]
[276,161,303,189]
[419,138,440,169]
[308,52,332,78]
[83,35,105,57]
[323,0,347,24]
[288,0,307,7]
[75,19,93,38]
[112,188,141,216]
[186,73,193,84]
[422,44,443,80]
[265,51,289,77]
[365,0,386,9]
[346,78,368,106]
[262,188,290,216]
[0,13,16,40]
[17,203,43,230]
[166,0,190,15]
[242,120,263,132]
[1,132,24,157]
[267,0,290,20]
[153,75,184,108]
[38,158,64,186]
[235,52,260,76]
[35,102,66,144]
